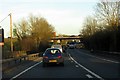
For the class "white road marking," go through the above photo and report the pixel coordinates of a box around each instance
[78,50,119,63]
[68,54,104,80]
[10,61,42,80]
[86,74,93,78]
[68,58,71,60]
[99,58,119,63]
[75,65,79,67]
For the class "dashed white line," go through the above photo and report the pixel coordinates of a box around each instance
[86,74,93,78]
[68,54,104,80]
[10,61,42,80]
[79,50,119,63]
[75,65,79,67]
[97,58,119,63]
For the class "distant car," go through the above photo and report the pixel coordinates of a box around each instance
[42,48,64,67]
[51,45,63,53]
[75,43,84,49]
[67,41,75,49]
[69,44,75,49]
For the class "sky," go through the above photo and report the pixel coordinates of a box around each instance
[0,0,100,38]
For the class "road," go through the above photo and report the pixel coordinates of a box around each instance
[2,49,120,80]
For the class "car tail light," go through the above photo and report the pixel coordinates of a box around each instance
[43,56,48,59]
[58,56,62,58]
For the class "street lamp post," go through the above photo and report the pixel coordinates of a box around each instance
[0,13,13,52]
[9,13,13,52]
[116,1,120,30]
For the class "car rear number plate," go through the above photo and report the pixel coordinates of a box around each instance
[49,60,57,62]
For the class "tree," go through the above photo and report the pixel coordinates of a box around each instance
[95,1,119,30]
[95,1,120,51]
[81,16,98,37]
[80,1,120,51]
[14,19,30,40]
[13,14,55,51]
[13,19,31,51]
[80,16,98,49]
[29,15,55,50]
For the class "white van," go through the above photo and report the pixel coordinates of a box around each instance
[51,45,63,53]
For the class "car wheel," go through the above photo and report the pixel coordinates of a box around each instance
[60,63,64,66]
[43,63,47,67]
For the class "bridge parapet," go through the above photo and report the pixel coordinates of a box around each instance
[51,36,82,40]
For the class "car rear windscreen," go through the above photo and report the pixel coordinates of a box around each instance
[45,49,61,56]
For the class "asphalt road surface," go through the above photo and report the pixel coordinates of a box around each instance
[2,49,120,80]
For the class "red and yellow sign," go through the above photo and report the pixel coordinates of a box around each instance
[0,42,4,46]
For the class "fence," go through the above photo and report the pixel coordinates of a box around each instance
[2,53,39,72]
[2,51,27,59]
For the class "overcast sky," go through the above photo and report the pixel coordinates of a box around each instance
[0,0,100,37]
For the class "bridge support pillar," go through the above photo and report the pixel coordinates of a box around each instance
[60,39,62,44]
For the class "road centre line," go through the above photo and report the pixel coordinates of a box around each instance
[10,61,42,80]
[85,52,119,63]
[86,74,93,78]
[75,65,79,67]
[77,49,119,63]
[68,54,104,80]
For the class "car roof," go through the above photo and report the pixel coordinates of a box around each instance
[51,45,62,48]
[46,48,61,50]
[51,44,62,46]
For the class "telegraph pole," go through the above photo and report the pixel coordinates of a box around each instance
[9,13,13,52]
[117,2,119,29]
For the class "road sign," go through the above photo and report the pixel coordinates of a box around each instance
[0,29,4,43]
[0,43,4,46]
[0,28,4,80]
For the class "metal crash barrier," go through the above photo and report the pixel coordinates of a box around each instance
[2,53,39,72]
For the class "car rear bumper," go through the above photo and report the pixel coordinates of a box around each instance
[43,58,64,64]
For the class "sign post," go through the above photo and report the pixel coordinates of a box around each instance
[0,28,4,80]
